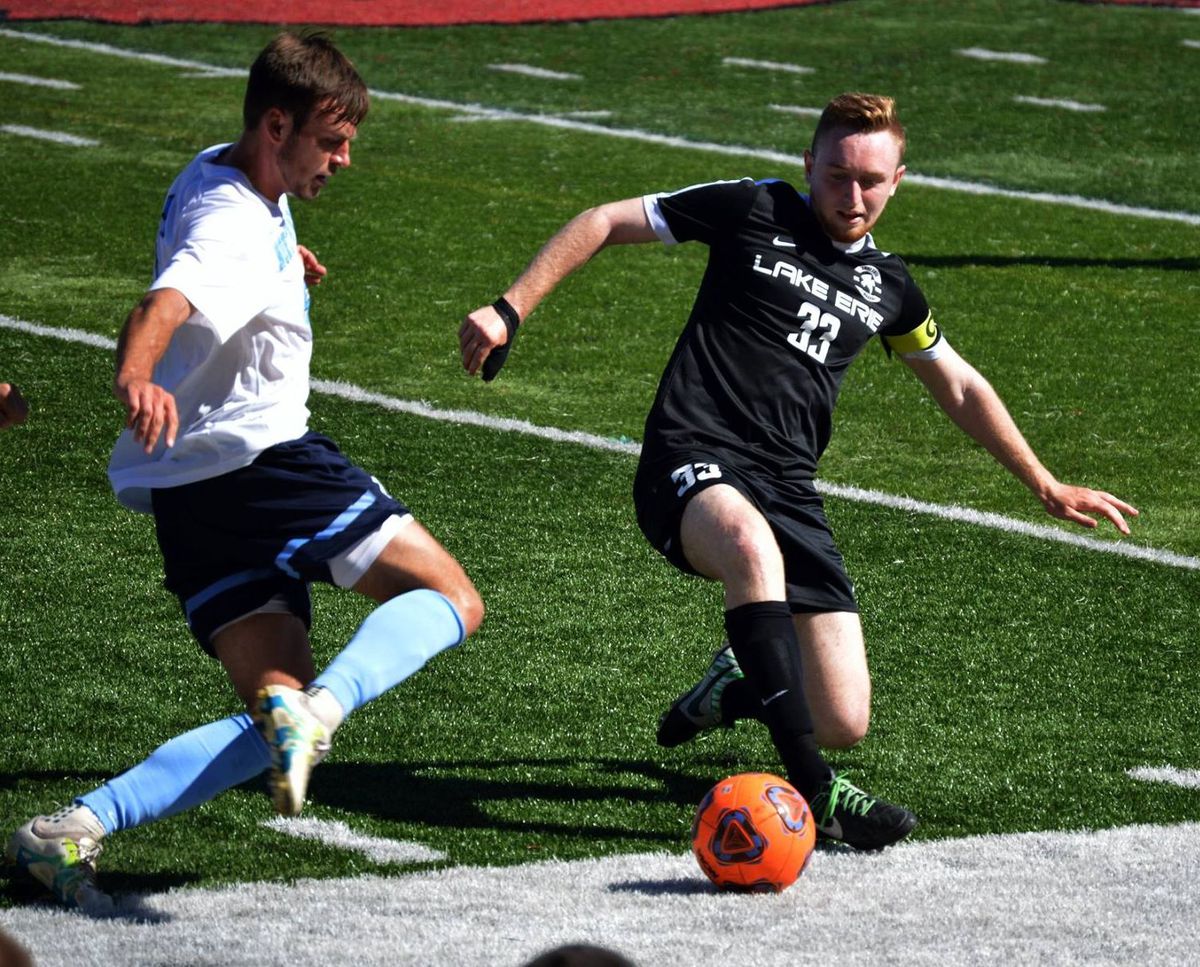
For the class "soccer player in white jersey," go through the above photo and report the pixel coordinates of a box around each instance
[7,32,484,910]
[460,93,1137,851]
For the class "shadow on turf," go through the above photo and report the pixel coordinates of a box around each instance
[0,753,744,910]
[0,870,190,922]
[0,769,112,792]
[610,839,853,896]
[904,253,1200,272]
[307,756,724,845]
[610,877,713,896]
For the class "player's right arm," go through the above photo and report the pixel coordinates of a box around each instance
[904,341,1138,534]
[459,197,657,378]
[113,287,194,453]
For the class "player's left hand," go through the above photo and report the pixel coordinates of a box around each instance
[1040,483,1139,535]
[297,245,327,287]
[459,304,513,379]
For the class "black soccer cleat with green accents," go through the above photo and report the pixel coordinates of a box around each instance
[656,644,744,748]
[809,772,917,851]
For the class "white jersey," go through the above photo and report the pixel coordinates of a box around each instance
[108,144,313,513]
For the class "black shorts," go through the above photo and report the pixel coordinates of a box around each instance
[151,431,409,653]
[632,452,858,614]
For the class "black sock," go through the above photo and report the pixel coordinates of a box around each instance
[724,601,831,800]
[718,677,758,724]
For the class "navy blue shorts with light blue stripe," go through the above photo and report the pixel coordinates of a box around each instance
[150,431,408,654]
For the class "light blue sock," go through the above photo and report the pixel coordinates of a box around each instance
[78,713,269,834]
[313,588,465,716]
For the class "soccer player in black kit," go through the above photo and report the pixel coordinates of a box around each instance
[460,93,1137,850]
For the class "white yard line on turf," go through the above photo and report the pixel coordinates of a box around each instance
[263,817,448,864]
[768,103,823,117]
[1128,766,1200,790]
[451,109,612,123]
[722,56,815,74]
[1014,95,1106,113]
[487,63,582,80]
[0,315,116,349]
[3,313,1196,573]
[0,123,98,146]
[816,481,1198,571]
[0,70,79,89]
[957,47,1047,64]
[0,27,241,74]
[3,27,1200,227]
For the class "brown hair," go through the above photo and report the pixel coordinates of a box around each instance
[243,32,369,133]
[811,92,905,160]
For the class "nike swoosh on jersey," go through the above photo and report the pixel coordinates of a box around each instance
[772,236,796,248]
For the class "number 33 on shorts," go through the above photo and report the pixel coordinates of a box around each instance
[672,461,722,497]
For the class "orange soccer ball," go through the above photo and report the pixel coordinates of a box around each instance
[691,772,816,893]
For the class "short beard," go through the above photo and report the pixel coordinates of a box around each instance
[814,207,869,245]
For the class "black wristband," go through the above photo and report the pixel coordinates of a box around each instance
[482,296,521,382]
[492,296,520,333]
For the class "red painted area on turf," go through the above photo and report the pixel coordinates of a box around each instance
[1070,0,1199,5]
[0,0,833,26]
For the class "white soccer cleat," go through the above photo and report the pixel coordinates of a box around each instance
[254,684,332,817]
[7,805,113,911]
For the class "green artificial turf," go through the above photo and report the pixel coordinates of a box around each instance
[1,2,1197,904]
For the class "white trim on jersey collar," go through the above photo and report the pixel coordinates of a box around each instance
[831,232,875,255]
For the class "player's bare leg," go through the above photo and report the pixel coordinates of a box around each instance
[793,611,870,750]
[212,614,326,816]
[214,612,316,710]
[352,519,484,632]
[252,519,482,816]
[661,484,915,849]
[677,484,787,608]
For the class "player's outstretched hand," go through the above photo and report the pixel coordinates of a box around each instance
[0,382,29,430]
[1040,483,1139,535]
[459,300,519,381]
[297,244,327,287]
[116,378,179,453]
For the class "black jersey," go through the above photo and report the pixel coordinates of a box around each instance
[642,177,935,480]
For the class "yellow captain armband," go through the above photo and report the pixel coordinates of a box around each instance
[883,313,943,359]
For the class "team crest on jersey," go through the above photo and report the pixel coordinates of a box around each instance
[274,228,295,271]
[853,264,883,304]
